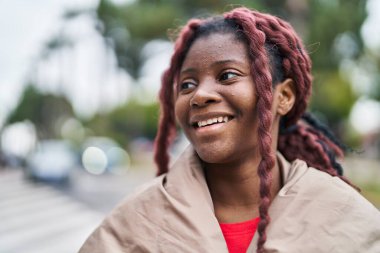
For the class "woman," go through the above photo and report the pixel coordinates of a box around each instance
[79,7,380,253]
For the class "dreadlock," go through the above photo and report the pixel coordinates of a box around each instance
[154,7,356,252]
[154,19,202,175]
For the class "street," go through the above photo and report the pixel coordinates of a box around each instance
[0,167,154,253]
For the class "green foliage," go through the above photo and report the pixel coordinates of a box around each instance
[7,85,75,139]
[96,0,265,77]
[308,0,366,70]
[311,72,357,123]
[84,100,159,148]
[121,3,183,40]
[304,0,369,136]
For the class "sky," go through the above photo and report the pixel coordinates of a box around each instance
[0,0,379,136]
[0,0,94,125]
[0,0,138,124]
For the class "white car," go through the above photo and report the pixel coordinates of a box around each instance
[26,140,77,183]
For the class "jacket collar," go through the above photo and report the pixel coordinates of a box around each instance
[166,145,306,207]
[165,145,310,251]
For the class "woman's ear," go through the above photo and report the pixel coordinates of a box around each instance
[274,78,296,116]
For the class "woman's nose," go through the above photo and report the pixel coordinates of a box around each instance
[190,81,221,108]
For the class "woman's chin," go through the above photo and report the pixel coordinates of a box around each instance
[195,147,233,165]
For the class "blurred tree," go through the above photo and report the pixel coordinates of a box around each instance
[39,30,74,96]
[312,72,357,121]
[95,0,266,78]
[307,0,366,127]
[308,0,366,69]
[84,100,159,148]
[7,85,75,140]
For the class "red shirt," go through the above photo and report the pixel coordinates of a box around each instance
[219,217,260,253]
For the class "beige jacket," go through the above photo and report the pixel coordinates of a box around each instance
[79,147,380,253]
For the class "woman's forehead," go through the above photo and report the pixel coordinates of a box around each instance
[180,33,250,71]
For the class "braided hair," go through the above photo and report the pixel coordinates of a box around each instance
[154,7,355,252]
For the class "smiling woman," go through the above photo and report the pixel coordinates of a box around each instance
[79,7,380,253]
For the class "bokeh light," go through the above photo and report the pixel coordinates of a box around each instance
[82,146,108,175]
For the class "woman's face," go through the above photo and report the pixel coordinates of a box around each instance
[174,33,261,164]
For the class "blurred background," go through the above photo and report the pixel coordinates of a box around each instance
[0,0,379,252]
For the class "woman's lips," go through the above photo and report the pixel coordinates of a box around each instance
[191,115,234,128]
[193,117,234,134]
[194,116,230,128]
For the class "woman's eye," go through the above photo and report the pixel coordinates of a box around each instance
[219,72,238,81]
[180,82,196,91]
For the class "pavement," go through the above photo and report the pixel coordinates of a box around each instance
[62,167,155,214]
[0,166,154,253]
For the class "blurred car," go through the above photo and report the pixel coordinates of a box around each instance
[0,151,24,168]
[25,140,77,183]
[81,137,130,175]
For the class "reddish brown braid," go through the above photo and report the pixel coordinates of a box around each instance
[154,19,202,176]
[278,123,358,189]
[223,9,278,253]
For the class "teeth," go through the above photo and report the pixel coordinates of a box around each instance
[196,116,230,128]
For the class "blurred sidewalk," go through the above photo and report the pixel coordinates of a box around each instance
[63,166,155,214]
[0,169,103,253]
[0,166,154,253]
[343,156,380,183]
[343,156,380,208]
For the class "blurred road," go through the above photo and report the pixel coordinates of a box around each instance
[0,167,154,253]
[62,167,155,214]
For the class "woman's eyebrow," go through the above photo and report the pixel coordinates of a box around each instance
[180,67,197,75]
[181,59,247,74]
[210,59,245,67]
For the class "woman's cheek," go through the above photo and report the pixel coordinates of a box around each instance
[174,98,188,128]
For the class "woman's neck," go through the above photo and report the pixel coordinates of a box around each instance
[204,155,282,223]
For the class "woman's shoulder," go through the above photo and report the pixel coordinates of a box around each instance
[267,157,380,252]
[294,160,376,210]
[278,155,377,211]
